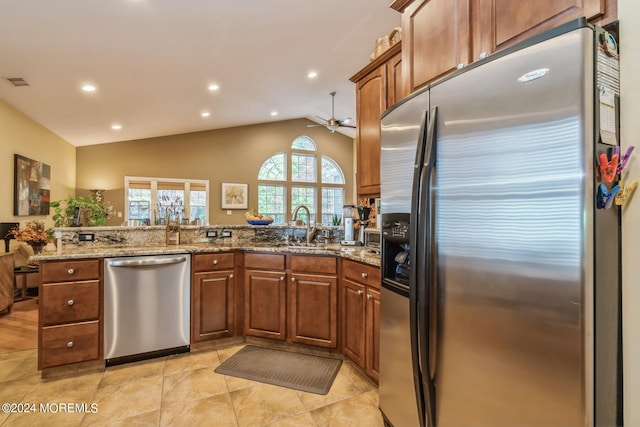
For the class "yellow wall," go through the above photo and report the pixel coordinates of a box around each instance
[76,118,354,225]
[0,99,76,227]
[620,0,640,424]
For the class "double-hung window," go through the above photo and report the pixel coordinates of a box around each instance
[125,176,209,224]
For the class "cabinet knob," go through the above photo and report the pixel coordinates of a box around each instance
[292,277,296,282]
[357,290,364,296]
[229,273,234,279]
[361,272,368,279]
[367,294,372,300]
[457,63,465,69]
[213,259,219,265]
[67,299,74,306]
[280,276,285,281]
[67,268,75,275]
[479,51,488,59]
[67,341,74,348]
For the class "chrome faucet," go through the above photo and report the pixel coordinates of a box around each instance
[291,205,316,245]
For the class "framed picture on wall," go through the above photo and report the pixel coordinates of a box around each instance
[221,183,248,209]
[14,154,51,216]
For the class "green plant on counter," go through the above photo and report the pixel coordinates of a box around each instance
[332,214,342,226]
[51,195,110,227]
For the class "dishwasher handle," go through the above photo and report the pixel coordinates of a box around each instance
[107,256,188,268]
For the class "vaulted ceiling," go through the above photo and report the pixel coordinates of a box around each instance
[0,1,400,146]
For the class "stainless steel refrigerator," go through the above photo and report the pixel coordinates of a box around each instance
[379,18,622,427]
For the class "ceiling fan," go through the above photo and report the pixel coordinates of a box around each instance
[307,91,356,133]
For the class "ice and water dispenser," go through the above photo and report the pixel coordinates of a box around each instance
[381,213,410,286]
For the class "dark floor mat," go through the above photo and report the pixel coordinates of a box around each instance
[214,345,342,395]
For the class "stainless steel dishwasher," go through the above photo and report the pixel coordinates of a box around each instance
[104,253,191,365]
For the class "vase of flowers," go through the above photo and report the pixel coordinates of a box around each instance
[10,220,49,254]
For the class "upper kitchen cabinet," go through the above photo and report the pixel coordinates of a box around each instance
[391,0,617,92]
[398,0,472,93]
[350,42,404,198]
[474,0,615,59]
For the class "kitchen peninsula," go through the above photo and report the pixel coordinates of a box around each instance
[32,224,381,382]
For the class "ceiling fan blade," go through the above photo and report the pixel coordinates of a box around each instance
[306,124,324,128]
[339,124,356,129]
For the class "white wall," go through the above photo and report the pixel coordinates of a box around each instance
[619,1,639,424]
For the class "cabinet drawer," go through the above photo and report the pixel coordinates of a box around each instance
[193,252,235,272]
[291,255,337,275]
[41,281,100,325]
[244,253,286,270]
[40,321,100,369]
[42,259,100,283]
[342,260,380,289]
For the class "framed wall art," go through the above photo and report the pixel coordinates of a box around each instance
[14,154,51,216]
[221,183,248,209]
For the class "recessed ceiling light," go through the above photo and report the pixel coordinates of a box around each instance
[201,111,210,118]
[270,111,278,116]
[208,84,219,91]
[82,84,97,92]
[111,124,122,130]
[307,71,318,79]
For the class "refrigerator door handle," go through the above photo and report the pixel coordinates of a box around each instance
[409,109,429,427]
[417,105,438,427]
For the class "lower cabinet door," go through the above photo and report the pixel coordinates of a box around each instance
[40,321,100,369]
[192,270,235,342]
[341,279,366,368]
[289,273,337,348]
[244,270,287,340]
[365,287,381,381]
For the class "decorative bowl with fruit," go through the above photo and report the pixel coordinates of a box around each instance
[245,209,274,225]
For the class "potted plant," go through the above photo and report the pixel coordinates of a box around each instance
[51,195,110,227]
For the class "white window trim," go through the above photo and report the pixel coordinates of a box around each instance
[124,176,209,224]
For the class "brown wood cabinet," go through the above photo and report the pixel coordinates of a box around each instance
[289,255,338,348]
[350,42,404,198]
[191,252,235,342]
[401,0,472,93]
[340,259,381,381]
[39,258,102,370]
[244,253,287,340]
[393,0,617,93]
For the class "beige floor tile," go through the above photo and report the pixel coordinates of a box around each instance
[266,412,318,427]
[230,383,307,427]
[24,372,103,403]
[297,374,363,412]
[160,393,238,427]
[161,366,228,407]
[164,349,220,376]
[81,375,163,425]
[217,344,246,363]
[338,363,377,393]
[310,394,384,427]
[99,358,165,388]
[363,389,379,406]
[3,407,86,427]
[224,374,260,392]
[84,410,160,426]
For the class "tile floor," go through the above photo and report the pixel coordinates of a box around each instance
[0,344,384,426]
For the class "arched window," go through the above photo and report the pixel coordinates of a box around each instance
[258,136,345,225]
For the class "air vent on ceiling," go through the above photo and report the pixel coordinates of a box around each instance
[7,77,29,87]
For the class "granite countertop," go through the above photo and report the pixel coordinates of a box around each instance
[32,242,381,267]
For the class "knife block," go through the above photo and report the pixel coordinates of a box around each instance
[166,222,180,245]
